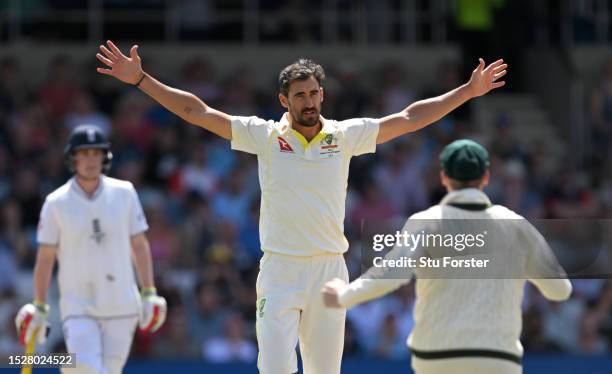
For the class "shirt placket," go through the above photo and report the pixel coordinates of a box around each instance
[304,143,315,160]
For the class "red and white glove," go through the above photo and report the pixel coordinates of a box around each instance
[139,288,167,333]
[15,302,50,346]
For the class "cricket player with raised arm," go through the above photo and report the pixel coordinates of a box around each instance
[94,40,506,374]
[322,139,573,374]
[15,125,167,374]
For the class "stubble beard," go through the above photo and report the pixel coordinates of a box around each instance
[292,108,320,127]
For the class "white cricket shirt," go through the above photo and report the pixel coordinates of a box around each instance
[37,175,149,319]
[338,188,572,356]
[231,113,379,256]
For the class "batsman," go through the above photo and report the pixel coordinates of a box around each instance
[95,40,506,373]
[15,125,167,374]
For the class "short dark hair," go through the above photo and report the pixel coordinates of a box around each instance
[278,58,325,97]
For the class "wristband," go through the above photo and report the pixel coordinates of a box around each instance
[33,300,49,313]
[142,287,157,297]
[134,72,146,86]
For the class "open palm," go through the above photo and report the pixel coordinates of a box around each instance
[468,58,508,97]
[96,40,143,85]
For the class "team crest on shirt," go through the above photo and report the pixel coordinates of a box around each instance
[90,218,106,244]
[277,137,294,153]
[319,134,340,156]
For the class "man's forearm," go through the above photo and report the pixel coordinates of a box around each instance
[404,83,472,131]
[377,83,473,143]
[137,73,232,139]
[338,278,406,308]
[132,239,155,289]
[33,250,56,303]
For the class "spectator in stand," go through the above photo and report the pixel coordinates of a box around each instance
[12,167,43,228]
[373,142,428,216]
[546,167,600,218]
[0,147,13,200]
[179,57,221,108]
[39,55,81,125]
[378,62,416,115]
[64,91,111,134]
[499,160,544,218]
[211,169,256,228]
[188,282,229,348]
[0,57,30,119]
[153,304,200,359]
[180,141,219,198]
[350,179,397,228]
[588,59,612,157]
[372,313,408,360]
[145,203,180,269]
[203,312,257,363]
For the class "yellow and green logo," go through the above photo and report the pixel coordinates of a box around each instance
[258,298,267,318]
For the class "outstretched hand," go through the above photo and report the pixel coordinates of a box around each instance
[467,58,507,98]
[96,40,143,85]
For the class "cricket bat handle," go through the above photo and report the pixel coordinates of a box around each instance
[20,326,40,374]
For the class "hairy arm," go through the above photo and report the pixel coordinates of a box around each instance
[377,58,507,144]
[137,74,232,139]
[96,40,231,139]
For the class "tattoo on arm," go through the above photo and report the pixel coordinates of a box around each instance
[184,106,193,114]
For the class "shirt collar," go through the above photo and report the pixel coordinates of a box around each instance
[70,175,105,200]
[279,112,331,147]
[439,188,492,206]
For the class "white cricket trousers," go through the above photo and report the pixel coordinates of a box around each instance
[61,316,138,374]
[412,356,522,374]
[255,251,349,374]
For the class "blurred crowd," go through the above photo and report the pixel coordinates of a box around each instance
[4,0,610,47]
[0,52,610,363]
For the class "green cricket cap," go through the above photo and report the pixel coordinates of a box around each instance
[440,139,490,181]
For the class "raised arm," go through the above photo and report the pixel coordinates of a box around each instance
[376,58,507,144]
[96,40,231,139]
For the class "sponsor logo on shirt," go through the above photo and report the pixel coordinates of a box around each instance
[319,134,340,156]
[321,144,338,149]
[277,137,294,153]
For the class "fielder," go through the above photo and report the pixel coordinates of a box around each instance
[95,40,507,374]
[322,139,573,374]
[15,125,167,374]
